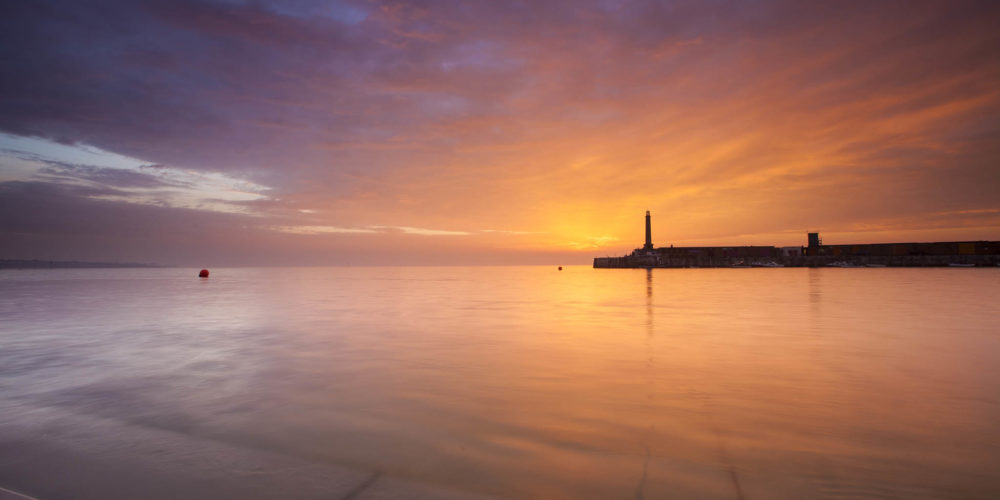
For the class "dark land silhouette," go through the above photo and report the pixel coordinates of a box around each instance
[595,213,1000,268]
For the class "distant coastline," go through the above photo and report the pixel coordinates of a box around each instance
[0,259,165,269]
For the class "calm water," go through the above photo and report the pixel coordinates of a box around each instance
[1,266,999,499]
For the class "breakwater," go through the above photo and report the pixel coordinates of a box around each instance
[594,254,1000,268]
[595,212,1000,268]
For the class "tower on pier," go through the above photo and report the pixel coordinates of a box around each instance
[643,211,654,251]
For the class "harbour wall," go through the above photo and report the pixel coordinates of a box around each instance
[594,254,1000,268]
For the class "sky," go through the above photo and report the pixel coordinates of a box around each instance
[1,0,999,266]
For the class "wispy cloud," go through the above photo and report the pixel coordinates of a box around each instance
[272,225,377,235]
[1,1,999,264]
[482,229,543,235]
[0,134,272,215]
[382,226,472,236]
[565,236,619,250]
[272,225,534,237]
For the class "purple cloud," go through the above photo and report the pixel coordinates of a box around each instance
[1,0,999,263]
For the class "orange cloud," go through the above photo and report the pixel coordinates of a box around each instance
[2,1,999,264]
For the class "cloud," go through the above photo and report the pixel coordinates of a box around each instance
[565,236,619,250]
[272,223,549,238]
[375,226,472,236]
[482,229,543,235]
[1,0,999,263]
[37,162,186,189]
[0,134,273,215]
[278,225,472,236]
[273,225,376,235]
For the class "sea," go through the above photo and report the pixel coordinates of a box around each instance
[1,266,998,499]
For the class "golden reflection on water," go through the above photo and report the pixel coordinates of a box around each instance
[2,266,999,499]
[206,266,1000,499]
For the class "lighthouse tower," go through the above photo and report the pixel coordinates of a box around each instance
[643,211,654,251]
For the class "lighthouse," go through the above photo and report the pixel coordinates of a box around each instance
[643,210,654,251]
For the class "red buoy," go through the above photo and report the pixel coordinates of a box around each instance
[199,269,210,278]
[558,266,563,271]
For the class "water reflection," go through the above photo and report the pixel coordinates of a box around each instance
[639,268,655,499]
[645,267,653,336]
[1,267,998,499]
[809,267,822,306]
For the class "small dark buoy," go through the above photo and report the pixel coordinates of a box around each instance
[199,269,209,278]
[558,266,563,271]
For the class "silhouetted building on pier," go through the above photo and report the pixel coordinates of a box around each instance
[803,238,998,258]
[594,212,1000,268]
